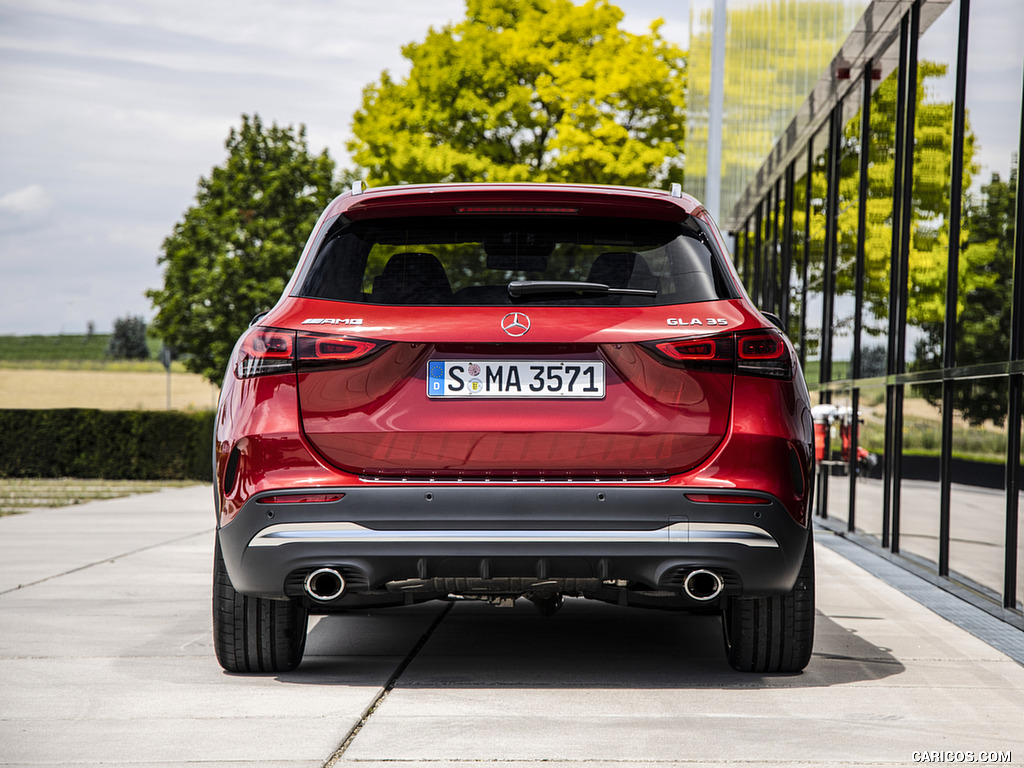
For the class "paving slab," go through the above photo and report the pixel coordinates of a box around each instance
[0,487,444,768]
[0,485,216,594]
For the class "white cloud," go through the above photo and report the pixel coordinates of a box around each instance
[0,184,53,234]
[0,184,52,215]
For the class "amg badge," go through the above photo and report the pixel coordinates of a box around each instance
[301,318,364,326]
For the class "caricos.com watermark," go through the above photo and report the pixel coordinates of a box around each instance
[912,752,1012,764]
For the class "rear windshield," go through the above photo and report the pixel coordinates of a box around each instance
[295,216,734,307]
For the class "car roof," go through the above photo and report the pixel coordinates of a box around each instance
[324,182,705,223]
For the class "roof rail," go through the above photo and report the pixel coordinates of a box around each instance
[669,182,682,198]
[352,180,366,196]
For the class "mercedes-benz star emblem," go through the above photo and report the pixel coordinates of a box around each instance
[501,312,531,337]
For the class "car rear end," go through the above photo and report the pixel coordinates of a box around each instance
[213,183,815,673]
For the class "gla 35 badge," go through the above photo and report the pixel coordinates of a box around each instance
[666,317,729,327]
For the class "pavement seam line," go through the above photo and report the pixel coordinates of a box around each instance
[0,528,215,596]
[323,600,455,768]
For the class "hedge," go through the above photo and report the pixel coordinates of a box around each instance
[0,409,214,481]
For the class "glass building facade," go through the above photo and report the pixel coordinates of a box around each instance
[688,0,869,220]
[690,0,1024,626]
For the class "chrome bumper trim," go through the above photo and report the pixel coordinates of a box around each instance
[247,522,779,548]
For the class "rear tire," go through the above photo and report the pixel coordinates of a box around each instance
[213,537,308,673]
[723,534,814,673]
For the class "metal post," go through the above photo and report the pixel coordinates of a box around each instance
[160,345,173,410]
[938,0,972,579]
[705,0,727,223]
[895,5,920,555]
[849,62,873,533]
[884,11,913,553]
[799,146,812,371]
[780,163,795,332]
[821,105,842,388]
[1003,48,1024,609]
[771,177,782,315]
[754,205,764,307]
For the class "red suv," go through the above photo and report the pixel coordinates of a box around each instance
[213,183,815,674]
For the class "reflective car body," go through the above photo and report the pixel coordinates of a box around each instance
[212,183,816,674]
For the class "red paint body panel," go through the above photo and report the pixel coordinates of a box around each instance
[294,339,732,477]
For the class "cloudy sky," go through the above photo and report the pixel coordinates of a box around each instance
[0,0,689,336]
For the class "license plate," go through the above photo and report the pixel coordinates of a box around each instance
[427,361,605,399]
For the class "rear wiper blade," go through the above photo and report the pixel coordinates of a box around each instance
[508,280,657,298]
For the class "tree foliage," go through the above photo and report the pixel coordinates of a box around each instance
[348,0,686,187]
[946,167,1017,425]
[148,115,341,382]
[107,315,149,360]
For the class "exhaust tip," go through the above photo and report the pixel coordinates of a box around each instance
[304,568,346,602]
[683,569,724,602]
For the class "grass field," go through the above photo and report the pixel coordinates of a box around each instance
[0,333,220,410]
[0,478,201,516]
[0,369,220,410]
[0,333,115,361]
[0,333,167,362]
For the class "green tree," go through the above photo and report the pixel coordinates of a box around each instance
[107,315,149,360]
[148,114,341,382]
[948,168,1018,426]
[348,0,686,187]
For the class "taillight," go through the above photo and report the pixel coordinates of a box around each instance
[647,333,734,374]
[296,333,388,369]
[234,327,388,378]
[236,328,295,378]
[296,334,384,365]
[736,329,793,380]
[646,328,794,380]
[654,337,732,363]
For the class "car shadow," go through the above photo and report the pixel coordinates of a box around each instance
[279,597,903,689]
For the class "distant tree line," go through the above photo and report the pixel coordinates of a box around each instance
[107,315,149,361]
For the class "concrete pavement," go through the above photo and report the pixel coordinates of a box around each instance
[1,485,1022,767]
[0,486,446,767]
[823,474,1024,603]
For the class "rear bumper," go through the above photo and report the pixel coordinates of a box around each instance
[217,485,809,605]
